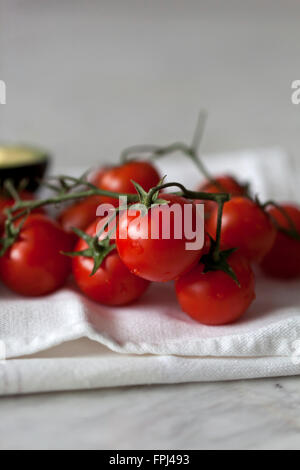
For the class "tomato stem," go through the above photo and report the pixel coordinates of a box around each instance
[4,178,230,224]
[213,199,225,261]
[120,111,223,187]
[261,200,300,241]
[5,186,137,224]
[145,181,230,207]
[0,176,230,257]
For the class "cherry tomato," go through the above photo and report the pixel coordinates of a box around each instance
[0,214,74,296]
[260,204,300,279]
[95,161,160,205]
[72,219,150,305]
[116,194,205,282]
[207,197,276,263]
[58,195,104,233]
[199,175,247,196]
[0,191,37,230]
[90,166,112,186]
[175,252,255,325]
[197,175,247,219]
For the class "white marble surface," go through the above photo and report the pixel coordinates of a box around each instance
[1,0,300,450]
[1,377,300,450]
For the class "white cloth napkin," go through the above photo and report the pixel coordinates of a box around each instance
[1,147,300,395]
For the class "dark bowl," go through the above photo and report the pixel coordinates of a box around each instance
[0,145,50,192]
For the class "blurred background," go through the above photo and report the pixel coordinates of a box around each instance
[0,0,300,168]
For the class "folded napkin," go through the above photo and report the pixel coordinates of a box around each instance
[1,147,300,395]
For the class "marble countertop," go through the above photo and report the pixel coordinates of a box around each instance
[1,376,300,449]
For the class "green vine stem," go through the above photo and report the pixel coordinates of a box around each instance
[4,177,229,222]
[120,111,223,187]
[144,181,229,207]
[145,181,229,264]
[261,200,300,241]
[0,176,231,262]
[213,198,225,262]
[5,186,137,224]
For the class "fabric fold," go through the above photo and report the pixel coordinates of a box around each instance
[0,147,299,394]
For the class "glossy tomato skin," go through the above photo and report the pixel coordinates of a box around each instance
[58,195,104,233]
[116,194,205,282]
[175,252,256,325]
[197,175,247,219]
[90,166,112,186]
[199,175,246,196]
[96,161,160,205]
[207,197,276,263]
[0,214,74,296]
[260,204,300,279]
[72,220,150,305]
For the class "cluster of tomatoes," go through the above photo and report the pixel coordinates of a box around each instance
[0,159,299,326]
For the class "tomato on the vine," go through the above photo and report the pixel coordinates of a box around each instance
[90,166,112,186]
[116,194,205,282]
[95,161,160,205]
[260,204,300,279]
[0,214,74,296]
[0,191,40,231]
[199,175,247,196]
[72,219,150,305]
[197,175,248,219]
[58,195,104,233]
[207,197,276,263]
[175,252,255,325]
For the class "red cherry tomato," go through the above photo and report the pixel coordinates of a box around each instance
[90,166,112,186]
[175,252,256,325]
[72,219,150,305]
[260,204,300,279]
[0,191,38,231]
[58,195,104,233]
[207,197,276,263]
[96,161,160,205]
[199,175,247,196]
[197,175,247,219]
[0,214,74,296]
[116,194,205,282]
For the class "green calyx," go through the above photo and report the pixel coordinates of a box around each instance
[130,179,169,213]
[0,213,28,256]
[62,227,116,276]
[0,222,20,256]
[201,237,240,286]
[0,180,31,256]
